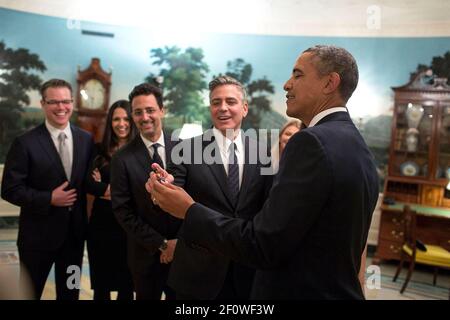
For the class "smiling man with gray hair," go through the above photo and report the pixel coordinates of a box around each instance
[152,75,273,300]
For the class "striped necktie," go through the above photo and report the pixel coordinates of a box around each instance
[227,143,239,206]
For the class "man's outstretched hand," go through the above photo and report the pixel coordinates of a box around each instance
[149,163,174,184]
[146,171,194,219]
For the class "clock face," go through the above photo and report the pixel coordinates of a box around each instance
[80,79,105,110]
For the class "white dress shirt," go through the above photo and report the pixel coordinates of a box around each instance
[140,132,167,168]
[213,127,244,188]
[308,107,348,128]
[45,120,73,170]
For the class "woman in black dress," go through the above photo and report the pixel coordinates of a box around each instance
[86,100,137,300]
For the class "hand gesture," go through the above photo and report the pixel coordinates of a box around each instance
[147,172,194,219]
[160,239,177,264]
[51,181,77,207]
[151,163,174,184]
[100,185,111,200]
[92,168,101,182]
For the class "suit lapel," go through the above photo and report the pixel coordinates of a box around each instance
[36,124,67,180]
[70,125,80,182]
[131,132,176,178]
[131,136,152,175]
[163,130,176,164]
[236,137,258,210]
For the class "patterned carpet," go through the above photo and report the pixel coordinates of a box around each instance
[0,239,449,300]
[364,260,449,300]
[0,240,95,300]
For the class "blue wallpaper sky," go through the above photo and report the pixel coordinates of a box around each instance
[1,7,449,120]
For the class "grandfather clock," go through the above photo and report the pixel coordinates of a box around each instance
[76,58,111,142]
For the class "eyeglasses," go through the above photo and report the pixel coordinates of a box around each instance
[44,99,73,106]
[132,108,158,117]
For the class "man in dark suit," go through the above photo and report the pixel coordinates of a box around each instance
[1,79,94,300]
[156,76,272,300]
[148,45,379,299]
[110,83,181,300]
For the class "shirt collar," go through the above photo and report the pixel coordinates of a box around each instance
[45,120,72,139]
[140,131,165,149]
[308,107,348,128]
[212,127,243,154]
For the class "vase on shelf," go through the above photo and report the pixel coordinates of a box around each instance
[406,103,424,129]
[405,128,419,152]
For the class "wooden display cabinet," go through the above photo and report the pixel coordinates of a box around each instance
[374,72,450,263]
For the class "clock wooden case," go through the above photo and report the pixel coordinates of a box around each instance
[76,58,111,142]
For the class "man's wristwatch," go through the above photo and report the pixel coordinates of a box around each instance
[159,239,168,251]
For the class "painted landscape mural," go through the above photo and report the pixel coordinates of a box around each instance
[1,7,450,189]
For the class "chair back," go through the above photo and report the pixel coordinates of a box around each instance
[402,205,418,255]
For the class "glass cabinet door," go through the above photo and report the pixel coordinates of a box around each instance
[437,104,450,180]
[391,103,434,178]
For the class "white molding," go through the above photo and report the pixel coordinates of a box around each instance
[1,0,450,37]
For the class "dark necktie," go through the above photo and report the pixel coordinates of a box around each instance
[151,143,164,169]
[227,143,240,206]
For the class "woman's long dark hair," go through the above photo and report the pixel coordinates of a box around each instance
[95,100,136,168]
